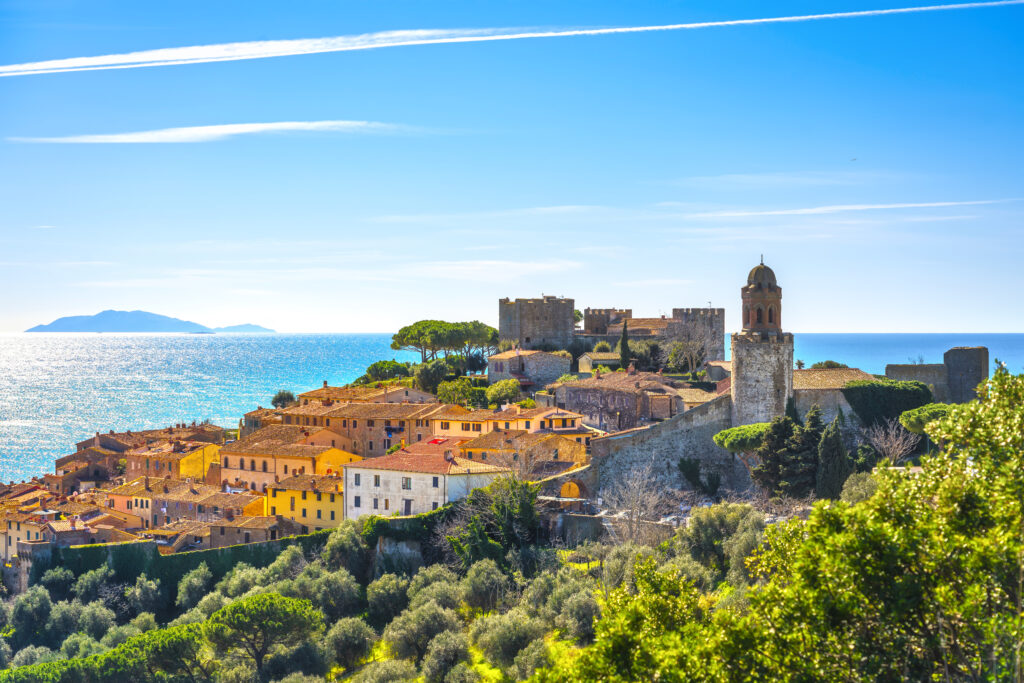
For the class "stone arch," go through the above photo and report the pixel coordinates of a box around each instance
[559,481,580,498]
[755,307,763,324]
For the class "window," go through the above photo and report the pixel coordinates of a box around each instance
[302,509,307,517]
[250,459,256,471]
[244,532,250,543]
[432,502,439,510]
[540,420,546,429]
[354,473,361,486]
[330,493,335,502]
[384,438,391,449]
[374,498,379,509]
[417,434,423,441]
[504,422,510,429]
[271,489,277,498]
[756,307,763,324]
[331,510,335,520]
[262,461,268,472]
[432,476,439,488]
[481,453,487,461]
[354,496,361,508]
[271,506,277,515]
[384,419,391,427]
[331,440,335,447]
[401,477,412,490]
[368,420,375,427]
[384,499,390,510]
[352,420,358,428]
[284,464,289,474]
[472,423,482,432]
[769,307,775,323]
[554,449,560,460]
[441,422,450,430]
[525,421,531,429]
[290,498,295,511]
[369,441,374,451]
[462,423,470,432]
[223,457,230,468]
[325,418,330,427]
[374,475,380,487]
[343,419,348,428]
[317,509,322,519]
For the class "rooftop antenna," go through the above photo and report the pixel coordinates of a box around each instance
[760,254,764,265]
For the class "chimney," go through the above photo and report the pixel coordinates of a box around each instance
[144,476,150,491]
[323,380,328,388]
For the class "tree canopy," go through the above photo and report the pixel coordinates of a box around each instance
[391,320,498,362]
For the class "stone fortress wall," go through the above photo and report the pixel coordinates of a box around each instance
[885,346,989,403]
[591,394,748,493]
[730,332,794,427]
[497,296,576,350]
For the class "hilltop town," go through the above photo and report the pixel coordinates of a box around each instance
[0,260,1000,682]
[0,262,988,584]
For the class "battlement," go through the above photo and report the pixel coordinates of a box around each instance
[732,331,794,344]
[498,296,575,350]
[672,308,725,319]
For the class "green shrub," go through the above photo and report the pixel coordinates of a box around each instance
[421,630,471,683]
[841,378,932,426]
[461,559,509,612]
[324,617,375,671]
[366,573,409,629]
[383,600,460,663]
[351,659,419,683]
[470,608,547,670]
[840,472,878,504]
[713,423,771,453]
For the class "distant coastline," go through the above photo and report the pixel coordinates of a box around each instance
[26,309,275,334]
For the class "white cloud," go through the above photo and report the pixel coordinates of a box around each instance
[685,199,1017,218]
[10,120,410,143]
[2,1,1020,76]
[32,225,56,229]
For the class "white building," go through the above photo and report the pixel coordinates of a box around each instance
[343,452,509,519]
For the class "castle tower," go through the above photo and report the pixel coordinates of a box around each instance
[498,296,575,350]
[730,261,794,426]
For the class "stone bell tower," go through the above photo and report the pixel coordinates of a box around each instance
[730,259,794,426]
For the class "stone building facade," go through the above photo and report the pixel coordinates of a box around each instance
[885,346,989,403]
[498,296,575,350]
[544,372,688,431]
[730,263,793,426]
[487,350,571,388]
[579,307,726,362]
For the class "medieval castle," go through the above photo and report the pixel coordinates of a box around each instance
[511,261,990,495]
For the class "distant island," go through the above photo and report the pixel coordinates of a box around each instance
[26,310,275,334]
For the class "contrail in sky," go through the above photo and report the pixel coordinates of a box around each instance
[9,120,409,143]
[1,0,1021,77]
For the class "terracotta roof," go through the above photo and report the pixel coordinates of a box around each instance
[199,491,259,509]
[462,430,553,450]
[678,388,717,404]
[77,424,224,449]
[344,452,509,476]
[488,349,547,361]
[47,519,90,534]
[321,403,446,421]
[2,512,47,525]
[53,501,104,518]
[244,407,281,419]
[128,440,211,460]
[396,438,472,457]
[270,474,343,493]
[298,384,434,403]
[156,483,221,503]
[552,371,680,395]
[221,425,332,458]
[793,368,874,390]
[106,477,186,498]
[607,318,670,334]
[213,515,283,530]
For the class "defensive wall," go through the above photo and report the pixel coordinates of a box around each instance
[885,346,988,403]
[590,393,749,494]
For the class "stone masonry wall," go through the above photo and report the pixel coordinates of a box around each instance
[554,385,646,431]
[885,364,950,402]
[498,296,575,350]
[671,308,726,362]
[730,333,793,427]
[524,353,572,388]
[591,394,749,493]
[945,347,989,403]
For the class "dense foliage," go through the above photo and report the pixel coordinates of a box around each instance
[541,366,1024,681]
[391,320,498,362]
[841,378,932,426]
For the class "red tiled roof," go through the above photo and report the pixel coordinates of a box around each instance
[344,452,509,476]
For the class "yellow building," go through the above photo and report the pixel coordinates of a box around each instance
[126,440,221,481]
[265,474,345,532]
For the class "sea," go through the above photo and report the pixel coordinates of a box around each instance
[1,332,1022,483]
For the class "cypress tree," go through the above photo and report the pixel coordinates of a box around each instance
[785,397,802,426]
[815,418,851,499]
[619,319,630,370]
[751,417,797,496]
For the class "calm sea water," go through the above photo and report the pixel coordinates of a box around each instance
[0,332,1020,483]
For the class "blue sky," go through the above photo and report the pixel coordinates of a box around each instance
[1,0,1022,334]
